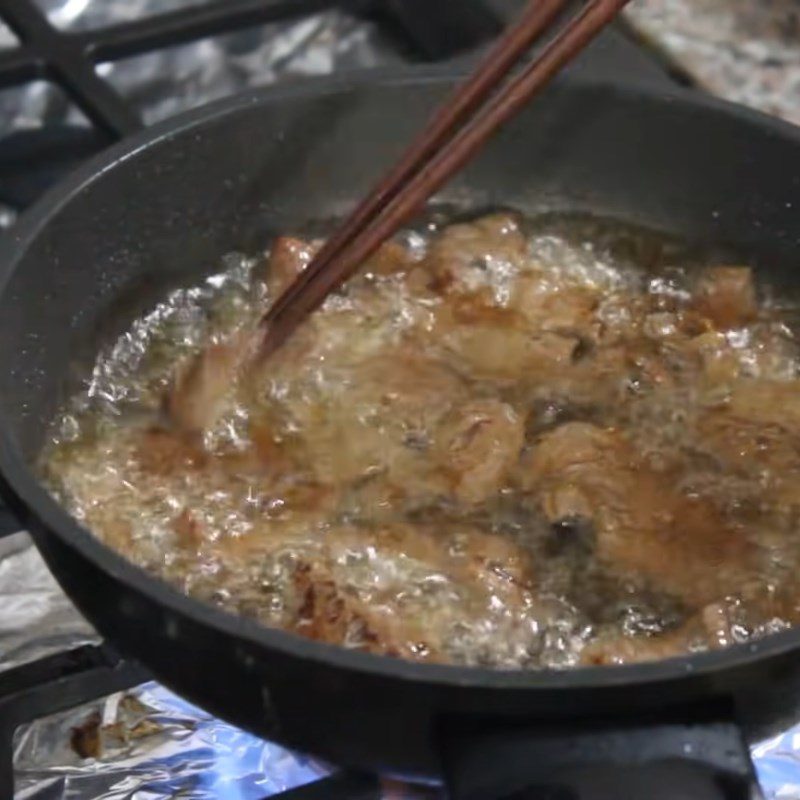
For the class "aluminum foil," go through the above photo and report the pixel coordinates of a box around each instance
[95,10,399,127]
[0,1,398,130]
[625,0,800,126]
[3,0,800,798]
[11,675,439,799]
[12,680,329,800]
[0,533,97,672]
[0,0,398,226]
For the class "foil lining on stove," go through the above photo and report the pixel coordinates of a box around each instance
[0,0,399,226]
[626,0,800,126]
[0,533,98,672]
[0,0,397,129]
[2,1,800,798]
[12,680,329,800]
[95,10,399,127]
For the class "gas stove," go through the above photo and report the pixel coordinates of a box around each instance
[0,2,797,799]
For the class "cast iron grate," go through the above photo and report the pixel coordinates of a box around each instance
[0,0,502,139]
[0,0,502,210]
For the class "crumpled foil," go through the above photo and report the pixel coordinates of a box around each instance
[0,533,97,672]
[625,0,800,126]
[2,0,800,798]
[12,681,329,800]
[0,0,397,128]
[0,0,399,226]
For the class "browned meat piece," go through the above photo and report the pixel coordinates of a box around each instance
[690,331,743,384]
[134,428,207,475]
[444,293,527,326]
[447,528,534,607]
[685,322,797,387]
[581,600,752,666]
[172,509,203,551]
[295,348,463,487]
[523,423,754,607]
[362,241,415,277]
[291,561,439,661]
[250,419,291,466]
[721,379,800,431]
[701,413,795,481]
[692,266,756,330]
[362,349,464,423]
[165,333,248,434]
[280,481,341,515]
[429,294,580,382]
[696,380,800,518]
[424,213,527,295]
[511,278,599,339]
[698,381,800,476]
[264,236,317,297]
[433,399,524,504]
[439,324,578,382]
[521,423,619,519]
[320,523,535,643]
[580,620,706,666]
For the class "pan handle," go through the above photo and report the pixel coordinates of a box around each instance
[441,712,759,800]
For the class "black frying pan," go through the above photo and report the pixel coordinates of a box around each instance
[0,68,799,799]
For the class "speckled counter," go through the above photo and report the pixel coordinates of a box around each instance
[625,0,800,125]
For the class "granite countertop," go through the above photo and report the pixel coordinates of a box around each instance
[625,0,800,125]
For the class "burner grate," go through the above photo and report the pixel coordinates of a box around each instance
[0,0,501,140]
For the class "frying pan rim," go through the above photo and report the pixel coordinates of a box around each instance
[0,66,798,694]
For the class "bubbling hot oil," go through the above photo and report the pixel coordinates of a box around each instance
[41,211,800,669]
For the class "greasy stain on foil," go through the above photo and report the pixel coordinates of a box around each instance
[13,682,328,799]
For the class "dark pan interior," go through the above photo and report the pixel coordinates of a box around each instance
[2,74,800,779]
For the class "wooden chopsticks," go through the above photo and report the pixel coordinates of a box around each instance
[258,0,632,359]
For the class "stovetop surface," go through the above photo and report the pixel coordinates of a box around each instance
[0,2,799,798]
